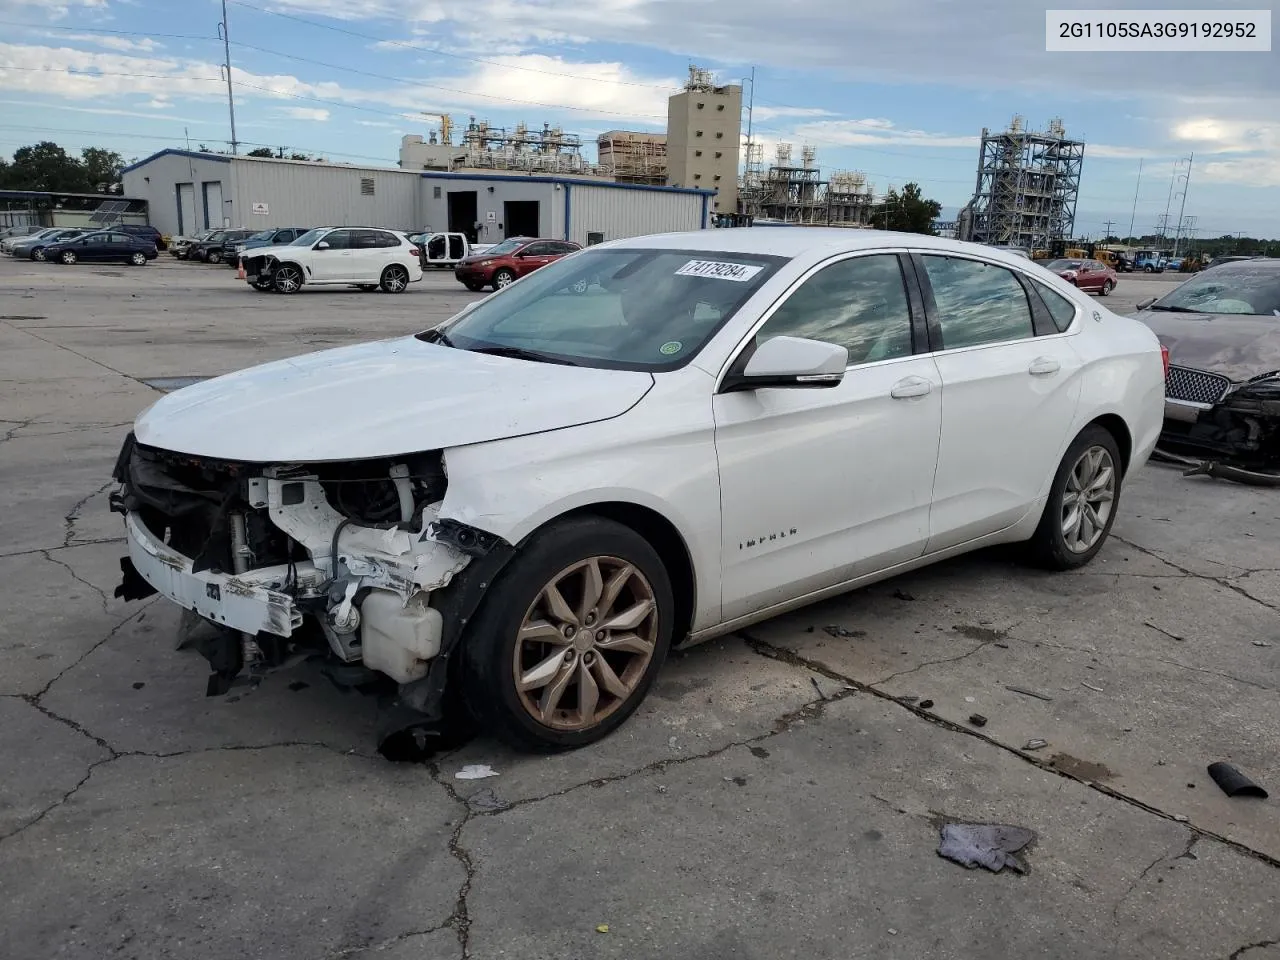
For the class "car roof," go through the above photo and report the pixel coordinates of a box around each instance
[596,228,1039,266]
[1208,257,1279,273]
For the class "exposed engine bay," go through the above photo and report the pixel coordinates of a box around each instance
[1158,369,1280,486]
[109,433,510,744]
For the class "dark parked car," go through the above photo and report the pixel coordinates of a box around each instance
[192,228,255,263]
[1132,258,1280,479]
[42,230,158,266]
[117,224,166,251]
[225,227,309,267]
[453,237,581,291]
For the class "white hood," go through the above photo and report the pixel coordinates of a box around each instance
[134,337,655,462]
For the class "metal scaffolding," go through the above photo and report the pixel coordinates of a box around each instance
[454,118,603,175]
[966,116,1085,251]
[597,131,667,185]
[746,143,875,226]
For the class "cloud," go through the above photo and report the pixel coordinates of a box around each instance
[790,117,976,149]
[47,33,161,53]
[0,0,108,21]
[280,106,331,121]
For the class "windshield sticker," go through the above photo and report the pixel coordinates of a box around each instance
[675,259,763,282]
[659,340,683,356]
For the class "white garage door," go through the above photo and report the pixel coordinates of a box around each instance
[177,183,196,235]
[202,181,224,229]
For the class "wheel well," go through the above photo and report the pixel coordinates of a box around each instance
[557,502,696,643]
[1088,414,1132,475]
[274,260,304,275]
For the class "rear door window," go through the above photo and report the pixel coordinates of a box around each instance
[351,229,379,249]
[921,255,1036,350]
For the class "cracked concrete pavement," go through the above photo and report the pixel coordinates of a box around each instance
[2,259,1276,958]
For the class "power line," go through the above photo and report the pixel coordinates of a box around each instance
[225,0,679,91]
[0,20,218,44]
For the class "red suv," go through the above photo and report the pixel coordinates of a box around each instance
[454,237,581,291]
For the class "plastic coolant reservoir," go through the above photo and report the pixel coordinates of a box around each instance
[359,589,444,684]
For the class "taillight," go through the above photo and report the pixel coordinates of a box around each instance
[408,247,419,257]
[1160,344,1170,377]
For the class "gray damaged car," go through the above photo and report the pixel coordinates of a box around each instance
[1132,258,1280,482]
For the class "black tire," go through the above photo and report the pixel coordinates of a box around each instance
[207,250,223,264]
[1025,424,1123,571]
[491,268,516,291]
[273,264,303,294]
[60,250,77,265]
[463,280,484,292]
[129,251,147,266]
[461,516,674,752]
[1100,280,1114,296]
[1144,265,1155,273]
[357,284,379,292]
[380,264,409,293]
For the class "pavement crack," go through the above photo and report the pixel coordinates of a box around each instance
[870,638,996,685]
[321,924,452,959]
[738,632,1280,872]
[1114,535,1280,614]
[40,548,111,613]
[34,599,156,701]
[1,416,40,444]
[1112,829,1196,925]
[427,766,476,958]
[0,754,119,845]
[0,537,127,559]
[63,479,114,547]
[1228,939,1280,960]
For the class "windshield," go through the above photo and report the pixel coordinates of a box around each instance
[244,231,272,241]
[1047,259,1083,270]
[477,237,526,257]
[1151,265,1280,316]
[423,248,787,370]
[291,228,326,247]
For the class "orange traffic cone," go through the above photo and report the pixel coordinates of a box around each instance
[236,258,246,280]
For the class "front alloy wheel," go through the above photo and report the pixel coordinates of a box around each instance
[514,557,659,732]
[492,268,516,289]
[31,247,45,261]
[273,265,302,294]
[462,517,673,751]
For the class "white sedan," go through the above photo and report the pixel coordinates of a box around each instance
[110,230,1165,751]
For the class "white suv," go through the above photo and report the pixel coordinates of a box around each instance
[242,226,423,294]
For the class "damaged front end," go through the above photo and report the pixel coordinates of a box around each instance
[1159,366,1280,484]
[109,432,506,728]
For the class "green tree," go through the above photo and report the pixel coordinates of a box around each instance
[5,141,87,191]
[81,147,123,190]
[289,152,311,161]
[880,182,943,234]
[247,147,275,158]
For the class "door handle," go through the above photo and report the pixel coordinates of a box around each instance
[1028,357,1061,376]
[890,376,932,399]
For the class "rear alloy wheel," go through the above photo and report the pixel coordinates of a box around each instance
[1026,425,1122,570]
[129,251,147,266]
[462,517,673,751]
[380,264,409,293]
[273,265,303,294]
[60,250,77,265]
[492,268,516,290]
[1100,280,1114,296]
[207,250,223,264]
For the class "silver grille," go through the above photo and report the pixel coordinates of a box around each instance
[1166,365,1230,405]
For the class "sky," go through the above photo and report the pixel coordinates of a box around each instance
[0,0,1276,239]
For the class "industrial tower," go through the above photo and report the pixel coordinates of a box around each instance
[964,117,1085,250]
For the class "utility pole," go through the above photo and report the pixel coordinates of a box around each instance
[1102,219,1115,240]
[218,0,239,155]
[1126,158,1142,244]
[1172,152,1193,256]
[1161,159,1178,246]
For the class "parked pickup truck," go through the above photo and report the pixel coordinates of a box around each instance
[1134,251,1167,272]
[408,231,492,268]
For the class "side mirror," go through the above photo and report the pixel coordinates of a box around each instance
[722,336,848,393]
[315,241,331,250]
